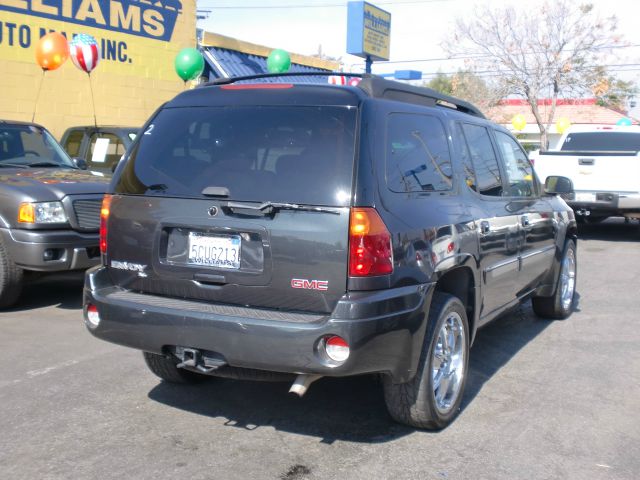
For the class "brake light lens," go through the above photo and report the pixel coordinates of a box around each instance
[447,242,455,254]
[220,84,293,90]
[324,336,350,362]
[348,208,393,276]
[86,304,101,327]
[99,194,112,255]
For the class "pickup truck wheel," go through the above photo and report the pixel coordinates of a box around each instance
[383,292,469,429]
[143,352,208,384]
[532,239,577,319]
[0,236,23,309]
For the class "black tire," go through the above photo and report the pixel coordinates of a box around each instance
[532,239,577,319]
[0,235,23,309]
[383,292,469,430]
[143,352,208,384]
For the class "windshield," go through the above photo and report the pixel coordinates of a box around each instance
[561,132,640,152]
[0,124,75,167]
[115,106,357,206]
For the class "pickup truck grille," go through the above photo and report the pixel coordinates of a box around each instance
[72,199,101,231]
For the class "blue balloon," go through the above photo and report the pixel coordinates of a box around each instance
[616,117,632,126]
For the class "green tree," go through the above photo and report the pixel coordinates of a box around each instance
[591,68,638,111]
[426,70,505,111]
[426,72,454,96]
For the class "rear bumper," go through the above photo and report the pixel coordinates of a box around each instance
[83,266,435,383]
[568,191,640,217]
[0,227,100,272]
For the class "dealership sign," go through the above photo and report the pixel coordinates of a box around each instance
[0,0,181,41]
[346,1,390,61]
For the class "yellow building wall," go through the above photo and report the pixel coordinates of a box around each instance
[0,0,196,139]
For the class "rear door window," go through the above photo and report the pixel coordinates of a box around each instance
[115,106,357,206]
[460,123,504,197]
[386,113,452,192]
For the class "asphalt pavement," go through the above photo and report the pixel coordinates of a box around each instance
[0,219,638,480]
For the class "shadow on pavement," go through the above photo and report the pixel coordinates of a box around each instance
[149,374,413,444]
[148,300,573,443]
[7,271,84,312]
[462,302,558,410]
[578,217,639,242]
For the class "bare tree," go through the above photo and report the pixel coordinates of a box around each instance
[444,1,622,149]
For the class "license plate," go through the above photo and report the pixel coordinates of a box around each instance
[187,232,241,269]
[575,192,595,202]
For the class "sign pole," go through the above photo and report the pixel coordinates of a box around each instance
[365,55,372,74]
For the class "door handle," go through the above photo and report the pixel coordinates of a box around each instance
[521,215,530,227]
[480,221,490,234]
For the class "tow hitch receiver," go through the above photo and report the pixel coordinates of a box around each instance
[175,347,226,374]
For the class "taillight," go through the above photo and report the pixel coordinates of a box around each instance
[99,194,112,255]
[86,304,101,327]
[324,336,350,362]
[348,208,393,276]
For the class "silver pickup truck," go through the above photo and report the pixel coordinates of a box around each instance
[0,120,109,308]
[534,125,640,223]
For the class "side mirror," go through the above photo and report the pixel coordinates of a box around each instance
[72,157,88,170]
[544,175,573,195]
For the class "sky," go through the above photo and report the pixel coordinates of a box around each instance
[196,0,640,85]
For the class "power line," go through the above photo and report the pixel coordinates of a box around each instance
[415,66,640,80]
[376,44,640,65]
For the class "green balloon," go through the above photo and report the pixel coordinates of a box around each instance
[175,48,204,82]
[267,49,291,73]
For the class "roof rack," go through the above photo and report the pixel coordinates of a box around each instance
[205,72,485,119]
[357,76,485,118]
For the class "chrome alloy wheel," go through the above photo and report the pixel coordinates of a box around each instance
[432,312,466,414]
[560,245,577,311]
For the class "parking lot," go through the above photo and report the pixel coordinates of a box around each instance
[1,219,638,480]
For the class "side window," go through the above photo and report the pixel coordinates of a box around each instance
[494,131,536,197]
[386,113,452,193]
[63,131,84,157]
[461,123,503,197]
[455,123,477,192]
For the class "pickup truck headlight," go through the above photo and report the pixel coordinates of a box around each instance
[18,202,68,224]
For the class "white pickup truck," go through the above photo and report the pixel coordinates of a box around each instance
[534,125,640,222]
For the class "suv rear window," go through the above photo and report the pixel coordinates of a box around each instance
[115,106,357,206]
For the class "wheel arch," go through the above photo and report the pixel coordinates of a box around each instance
[433,266,477,345]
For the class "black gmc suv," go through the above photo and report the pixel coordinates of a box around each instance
[83,74,577,429]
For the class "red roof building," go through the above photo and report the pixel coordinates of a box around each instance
[486,99,636,150]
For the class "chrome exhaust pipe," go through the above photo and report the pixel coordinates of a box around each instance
[289,374,322,397]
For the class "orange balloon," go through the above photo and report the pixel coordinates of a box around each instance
[35,32,69,71]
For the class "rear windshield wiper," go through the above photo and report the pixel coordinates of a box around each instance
[225,201,341,215]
